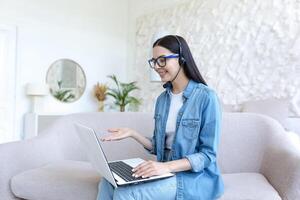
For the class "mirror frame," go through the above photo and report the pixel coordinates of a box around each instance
[46,58,87,103]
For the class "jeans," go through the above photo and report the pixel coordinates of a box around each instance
[97,175,177,200]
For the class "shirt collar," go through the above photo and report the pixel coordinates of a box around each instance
[166,79,197,99]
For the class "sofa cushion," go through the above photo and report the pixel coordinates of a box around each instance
[10,160,101,200]
[241,98,289,127]
[10,161,281,200]
[219,173,281,200]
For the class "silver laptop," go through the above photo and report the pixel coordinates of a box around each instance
[75,123,174,188]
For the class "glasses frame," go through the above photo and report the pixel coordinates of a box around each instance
[148,54,179,69]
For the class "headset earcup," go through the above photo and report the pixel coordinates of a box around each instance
[179,57,186,66]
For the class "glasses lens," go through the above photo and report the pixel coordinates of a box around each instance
[148,59,155,68]
[157,57,166,67]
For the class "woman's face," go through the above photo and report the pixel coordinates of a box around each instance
[152,45,181,82]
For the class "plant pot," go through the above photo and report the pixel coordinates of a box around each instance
[120,105,125,112]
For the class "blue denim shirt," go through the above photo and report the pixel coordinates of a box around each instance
[147,80,224,200]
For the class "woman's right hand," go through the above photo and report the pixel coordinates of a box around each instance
[100,128,137,142]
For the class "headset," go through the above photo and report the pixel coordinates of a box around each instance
[162,35,186,88]
[173,35,186,66]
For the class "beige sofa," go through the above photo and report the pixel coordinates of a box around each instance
[1,112,299,200]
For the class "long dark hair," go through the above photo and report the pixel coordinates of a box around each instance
[153,35,207,86]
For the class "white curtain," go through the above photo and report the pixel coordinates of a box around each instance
[0,26,16,143]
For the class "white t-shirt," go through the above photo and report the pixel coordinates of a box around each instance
[165,90,184,149]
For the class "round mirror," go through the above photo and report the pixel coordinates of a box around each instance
[46,59,86,103]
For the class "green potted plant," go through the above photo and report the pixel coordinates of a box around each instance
[107,74,141,112]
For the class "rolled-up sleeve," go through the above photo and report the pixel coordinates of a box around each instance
[184,91,222,173]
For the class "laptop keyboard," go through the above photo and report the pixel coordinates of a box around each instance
[108,161,145,182]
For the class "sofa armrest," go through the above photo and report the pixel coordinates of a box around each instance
[0,132,63,200]
[261,131,300,200]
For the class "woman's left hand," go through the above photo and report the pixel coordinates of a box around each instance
[132,160,171,178]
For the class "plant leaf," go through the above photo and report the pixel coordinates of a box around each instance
[107,74,121,95]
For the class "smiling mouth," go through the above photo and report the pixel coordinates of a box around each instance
[157,70,167,76]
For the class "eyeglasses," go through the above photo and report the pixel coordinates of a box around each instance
[148,54,179,69]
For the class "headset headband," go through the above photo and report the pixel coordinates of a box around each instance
[173,35,185,66]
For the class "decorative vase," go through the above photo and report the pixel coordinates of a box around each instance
[98,101,104,112]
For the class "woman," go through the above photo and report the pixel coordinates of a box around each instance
[97,35,224,200]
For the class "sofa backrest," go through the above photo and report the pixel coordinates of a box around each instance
[47,112,156,162]
[218,112,285,173]
[46,111,285,174]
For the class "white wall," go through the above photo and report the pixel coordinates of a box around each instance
[131,0,300,115]
[0,0,129,141]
